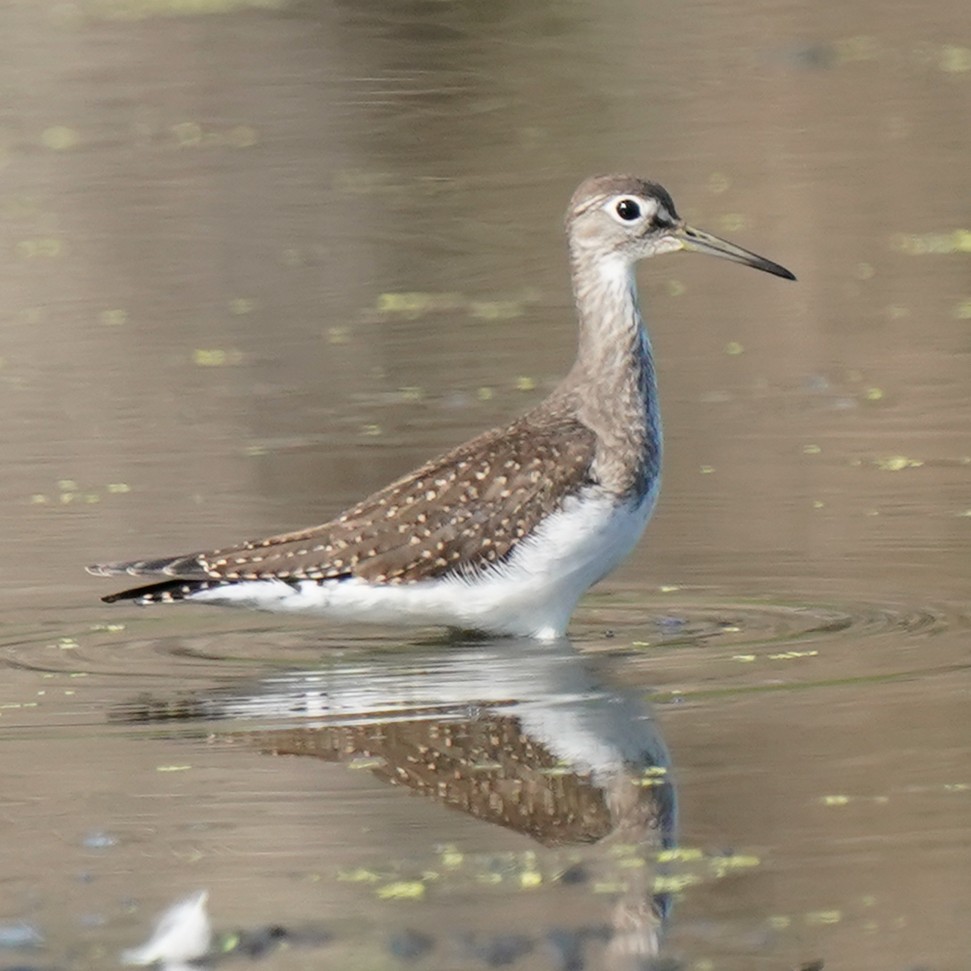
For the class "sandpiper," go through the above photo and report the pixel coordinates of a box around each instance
[89,175,794,640]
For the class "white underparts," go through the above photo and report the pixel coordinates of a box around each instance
[184,484,659,640]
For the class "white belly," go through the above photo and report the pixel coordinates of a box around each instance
[190,485,658,640]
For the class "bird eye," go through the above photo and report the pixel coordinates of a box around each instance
[615,198,641,221]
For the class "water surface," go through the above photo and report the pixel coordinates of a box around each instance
[0,1,969,969]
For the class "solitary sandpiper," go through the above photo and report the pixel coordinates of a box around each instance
[89,175,795,640]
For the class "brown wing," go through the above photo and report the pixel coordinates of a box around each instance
[90,410,597,587]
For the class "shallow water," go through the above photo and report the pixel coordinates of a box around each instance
[1,1,969,969]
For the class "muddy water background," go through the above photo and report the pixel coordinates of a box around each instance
[1,1,969,969]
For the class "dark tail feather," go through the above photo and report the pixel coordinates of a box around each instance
[103,578,226,605]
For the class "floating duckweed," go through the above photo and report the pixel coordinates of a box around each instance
[519,871,542,889]
[767,650,818,660]
[940,45,971,72]
[708,855,762,880]
[347,756,386,770]
[803,444,822,455]
[192,348,242,367]
[710,853,760,873]
[376,291,463,319]
[821,794,851,806]
[171,121,203,146]
[653,874,700,894]
[106,483,131,494]
[699,465,715,475]
[515,376,536,392]
[41,126,79,150]
[469,300,524,320]
[812,500,825,509]
[891,229,971,254]
[228,298,254,315]
[16,238,64,259]
[657,847,703,863]
[399,386,425,402]
[805,909,842,925]
[30,494,50,505]
[955,299,971,319]
[156,764,191,773]
[376,881,425,900]
[864,386,884,401]
[100,309,128,326]
[724,340,744,356]
[326,326,351,344]
[360,423,382,437]
[872,455,923,471]
[193,349,221,366]
[707,172,731,194]
[768,915,792,929]
[732,654,757,662]
[666,279,686,297]
[338,868,381,884]
[477,387,494,401]
[592,880,627,894]
[439,846,463,868]
[658,584,680,593]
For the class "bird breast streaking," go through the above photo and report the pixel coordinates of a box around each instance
[89,174,794,640]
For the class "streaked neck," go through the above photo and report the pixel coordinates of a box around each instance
[560,247,662,497]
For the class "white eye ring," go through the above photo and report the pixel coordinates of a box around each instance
[606,195,656,226]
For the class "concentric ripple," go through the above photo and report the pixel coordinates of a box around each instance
[0,597,965,683]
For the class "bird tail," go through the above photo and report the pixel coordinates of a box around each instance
[86,552,207,579]
[101,578,226,605]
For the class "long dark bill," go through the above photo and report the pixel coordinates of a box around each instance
[677,224,796,281]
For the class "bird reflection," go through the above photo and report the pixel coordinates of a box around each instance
[118,638,677,970]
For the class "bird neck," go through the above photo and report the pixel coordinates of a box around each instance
[561,247,662,497]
